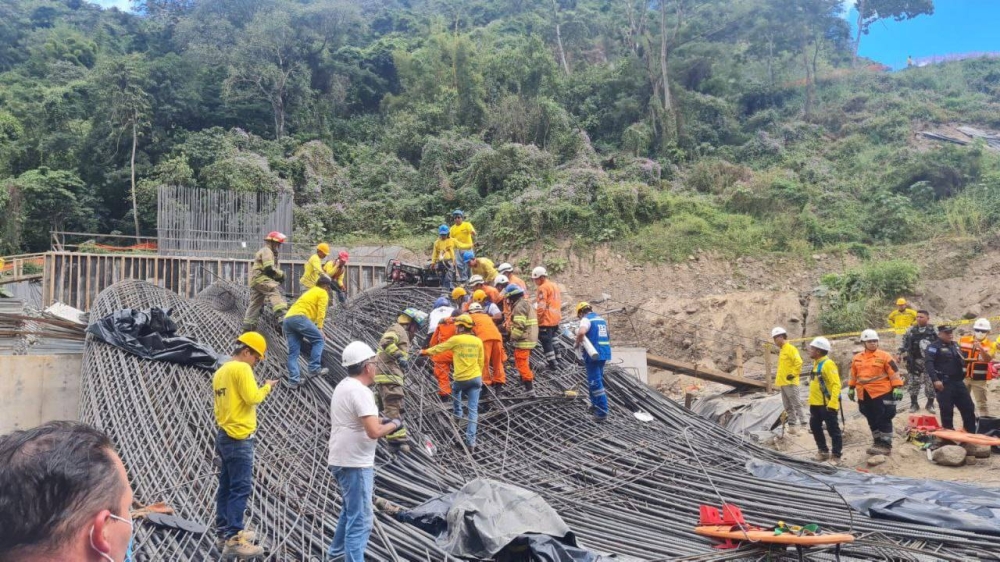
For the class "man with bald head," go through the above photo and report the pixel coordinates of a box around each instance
[0,421,134,562]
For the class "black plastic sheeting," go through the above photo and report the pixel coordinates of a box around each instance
[747,458,1000,535]
[397,478,622,560]
[87,307,223,371]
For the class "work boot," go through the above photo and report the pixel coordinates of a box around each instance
[787,425,798,436]
[492,382,504,396]
[222,533,264,559]
[374,497,402,516]
[285,380,301,389]
[909,402,920,413]
[814,451,830,462]
[438,394,451,403]
[522,380,533,391]
[395,443,411,454]
[306,367,329,380]
[926,399,936,413]
[866,444,891,456]
[829,455,842,467]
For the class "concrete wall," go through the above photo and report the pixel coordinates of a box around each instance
[614,347,649,384]
[0,354,82,434]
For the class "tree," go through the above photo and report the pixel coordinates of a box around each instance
[853,0,933,65]
[4,167,94,251]
[94,54,152,238]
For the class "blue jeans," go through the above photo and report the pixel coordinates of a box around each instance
[215,431,255,539]
[283,315,324,383]
[333,286,347,304]
[452,377,482,446]
[328,466,374,561]
[436,262,455,290]
[585,360,609,418]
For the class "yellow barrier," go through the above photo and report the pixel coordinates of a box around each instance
[785,314,1000,344]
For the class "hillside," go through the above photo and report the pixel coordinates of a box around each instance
[1,0,999,269]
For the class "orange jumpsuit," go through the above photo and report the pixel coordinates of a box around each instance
[428,318,457,396]
[508,274,528,292]
[471,311,505,385]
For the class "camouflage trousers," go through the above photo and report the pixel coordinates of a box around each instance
[906,358,935,403]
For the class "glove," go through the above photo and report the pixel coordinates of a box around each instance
[847,388,856,402]
[273,269,285,281]
[785,374,795,381]
[892,388,904,401]
[388,418,403,432]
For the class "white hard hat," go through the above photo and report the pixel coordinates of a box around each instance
[342,341,376,367]
[860,329,879,342]
[809,337,832,352]
[494,274,509,286]
[497,262,514,274]
[468,302,483,313]
[467,275,484,286]
[974,318,992,332]
[771,327,787,338]
[531,266,547,279]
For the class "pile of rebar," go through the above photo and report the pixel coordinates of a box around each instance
[79,280,1000,561]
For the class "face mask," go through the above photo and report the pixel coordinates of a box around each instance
[90,514,134,562]
[975,331,988,341]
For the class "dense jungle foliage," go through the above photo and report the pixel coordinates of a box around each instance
[1,0,999,262]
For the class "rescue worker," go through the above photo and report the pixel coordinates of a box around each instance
[888,298,918,336]
[504,284,538,391]
[960,318,994,417]
[494,274,510,293]
[925,325,977,432]
[283,276,332,388]
[451,287,470,312]
[430,225,459,290]
[212,332,277,559]
[427,310,457,402]
[467,275,502,309]
[300,243,329,291]
[848,329,903,456]
[375,308,427,453]
[493,274,512,336]
[772,327,805,432]
[323,251,350,304]
[806,337,842,466]
[575,303,611,421]
[468,302,505,388]
[242,231,289,333]
[533,266,562,371]
[422,314,485,450]
[473,289,502,321]
[449,210,476,252]
[468,256,498,284]
[428,296,454,334]
[497,263,527,292]
[897,310,937,413]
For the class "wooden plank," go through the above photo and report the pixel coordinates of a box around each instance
[645,352,766,390]
[763,343,773,393]
[84,256,92,311]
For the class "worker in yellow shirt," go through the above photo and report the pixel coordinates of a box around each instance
[431,225,459,290]
[323,251,350,304]
[450,210,475,279]
[422,314,484,450]
[772,327,805,432]
[806,337,842,466]
[212,332,277,559]
[283,276,332,388]
[300,242,329,291]
[888,298,918,335]
[468,256,498,284]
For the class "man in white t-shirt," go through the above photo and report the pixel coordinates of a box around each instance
[327,341,403,561]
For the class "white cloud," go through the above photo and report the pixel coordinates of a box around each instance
[89,0,132,11]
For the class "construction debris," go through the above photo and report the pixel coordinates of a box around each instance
[79,279,1000,560]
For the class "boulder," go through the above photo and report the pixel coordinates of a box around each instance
[965,455,977,466]
[932,445,968,467]
[866,455,887,467]
[962,443,992,459]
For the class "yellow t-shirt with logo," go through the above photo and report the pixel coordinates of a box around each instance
[449,221,476,250]
[213,361,272,440]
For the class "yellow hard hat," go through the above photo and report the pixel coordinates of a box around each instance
[575,301,592,315]
[451,287,467,300]
[237,332,267,359]
[454,314,474,329]
[473,289,487,302]
[896,298,907,306]
[317,242,330,255]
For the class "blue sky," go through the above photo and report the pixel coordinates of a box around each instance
[845,0,1000,70]
[90,0,130,11]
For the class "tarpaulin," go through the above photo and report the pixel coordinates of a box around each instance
[747,458,1000,535]
[87,307,224,371]
[691,391,788,440]
[397,478,628,560]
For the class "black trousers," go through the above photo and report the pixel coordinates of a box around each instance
[858,390,896,448]
[937,380,977,432]
[809,405,843,457]
[538,326,558,367]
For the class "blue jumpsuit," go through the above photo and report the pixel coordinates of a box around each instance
[583,312,612,418]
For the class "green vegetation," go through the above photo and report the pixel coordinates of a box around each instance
[0,0,998,263]
[818,260,921,333]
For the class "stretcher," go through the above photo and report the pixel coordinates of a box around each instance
[931,429,1000,447]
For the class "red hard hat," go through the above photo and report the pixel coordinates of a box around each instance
[339,251,349,262]
[265,231,287,243]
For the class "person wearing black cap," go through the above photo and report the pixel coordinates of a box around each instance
[923,325,977,432]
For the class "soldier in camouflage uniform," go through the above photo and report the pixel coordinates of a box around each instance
[242,232,290,333]
[374,308,428,454]
[897,309,937,413]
